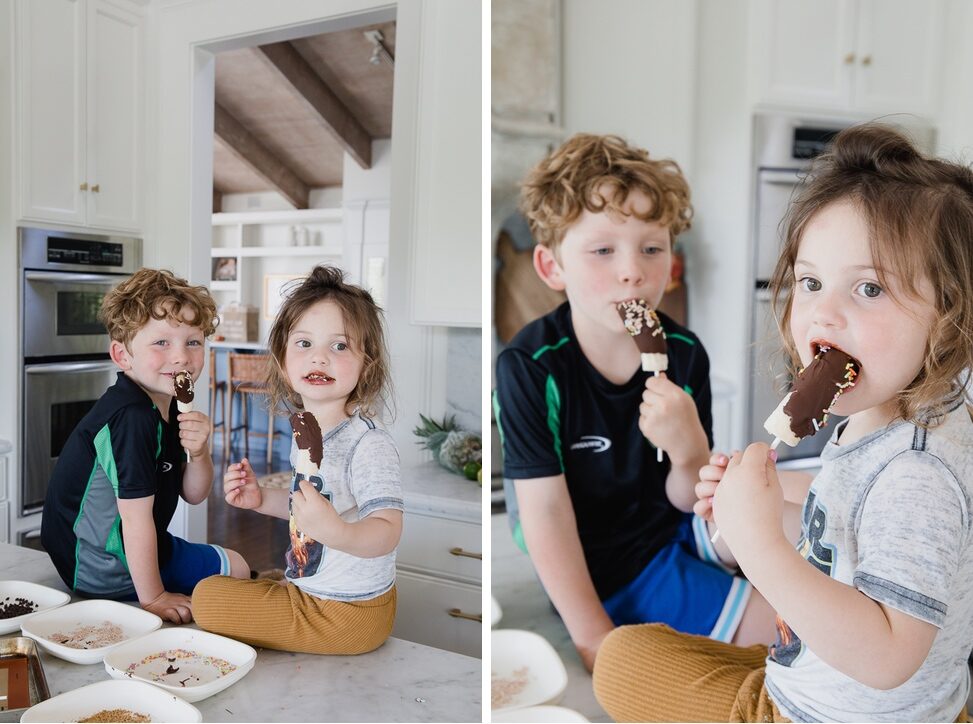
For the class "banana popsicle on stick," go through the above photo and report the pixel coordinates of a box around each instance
[764,345,861,449]
[173,370,194,462]
[618,298,668,462]
[290,411,324,543]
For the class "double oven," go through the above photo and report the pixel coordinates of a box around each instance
[18,228,141,543]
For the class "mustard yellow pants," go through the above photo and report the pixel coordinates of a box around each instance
[192,575,396,655]
[592,623,968,723]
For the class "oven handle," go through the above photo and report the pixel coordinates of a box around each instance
[25,361,117,375]
[24,270,122,285]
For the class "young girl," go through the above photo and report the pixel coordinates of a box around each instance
[192,265,402,655]
[592,124,973,722]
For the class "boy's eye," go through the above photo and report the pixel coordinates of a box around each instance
[154,340,168,346]
[188,340,202,347]
[643,246,662,255]
[593,247,612,255]
[799,277,821,292]
[856,282,882,299]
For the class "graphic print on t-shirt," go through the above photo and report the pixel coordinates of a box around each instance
[285,472,332,579]
[770,489,836,666]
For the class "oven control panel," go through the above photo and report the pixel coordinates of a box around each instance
[47,238,123,267]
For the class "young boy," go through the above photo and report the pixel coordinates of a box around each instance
[42,268,250,624]
[494,134,777,671]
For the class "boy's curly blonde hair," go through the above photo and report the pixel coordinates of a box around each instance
[99,268,218,347]
[265,265,392,420]
[520,133,693,253]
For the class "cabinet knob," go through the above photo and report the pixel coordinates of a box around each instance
[91,184,100,193]
[861,55,872,67]
[449,547,482,560]
[79,182,88,191]
[843,52,856,65]
[448,608,482,623]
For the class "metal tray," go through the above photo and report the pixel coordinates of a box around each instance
[0,636,50,720]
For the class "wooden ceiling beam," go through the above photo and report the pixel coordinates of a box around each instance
[214,103,309,209]
[257,41,372,169]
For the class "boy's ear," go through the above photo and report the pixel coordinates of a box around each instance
[109,339,131,370]
[533,244,566,292]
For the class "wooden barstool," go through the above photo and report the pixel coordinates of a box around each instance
[227,353,281,466]
[208,347,228,454]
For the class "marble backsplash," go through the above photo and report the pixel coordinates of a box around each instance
[446,327,481,434]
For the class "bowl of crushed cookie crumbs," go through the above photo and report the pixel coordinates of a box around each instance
[103,627,256,703]
[21,599,162,665]
[19,679,201,722]
[491,629,567,712]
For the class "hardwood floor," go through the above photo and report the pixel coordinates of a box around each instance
[206,445,289,573]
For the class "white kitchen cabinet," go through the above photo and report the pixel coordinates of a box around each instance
[16,0,143,232]
[0,440,10,544]
[402,0,481,327]
[751,0,945,118]
[393,462,481,658]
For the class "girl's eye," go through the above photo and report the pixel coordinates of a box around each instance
[296,339,311,349]
[857,282,883,299]
[799,276,821,292]
[332,342,348,352]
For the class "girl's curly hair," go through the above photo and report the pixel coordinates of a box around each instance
[771,123,973,425]
[265,265,393,420]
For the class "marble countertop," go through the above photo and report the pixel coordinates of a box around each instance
[401,460,481,523]
[0,544,481,723]
[491,513,608,722]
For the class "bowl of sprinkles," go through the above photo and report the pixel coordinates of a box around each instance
[21,599,163,665]
[20,679,202,722]
[103,627,256,702]
[0,580,70,635]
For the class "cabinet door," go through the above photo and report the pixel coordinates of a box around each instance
[402,0,481,326]
[752,0,856,110]
[17,0,86,225]
[853,0,944,117]
[392,568,481,657]
[86,0,142,231]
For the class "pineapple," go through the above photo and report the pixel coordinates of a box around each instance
[414,414,482,477]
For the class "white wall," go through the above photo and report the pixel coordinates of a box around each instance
[562,0,698,172]
[0,2,15,462]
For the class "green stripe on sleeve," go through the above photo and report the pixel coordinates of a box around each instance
[492,389,505,447]
[545,374,563,468]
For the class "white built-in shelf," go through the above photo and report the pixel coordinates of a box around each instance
[212,208,343,226]
[211,246,342,258]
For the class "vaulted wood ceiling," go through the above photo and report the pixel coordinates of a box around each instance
[213,22,395,210]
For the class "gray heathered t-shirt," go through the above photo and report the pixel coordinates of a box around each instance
[764,399,973,722]
[285,412,403,601]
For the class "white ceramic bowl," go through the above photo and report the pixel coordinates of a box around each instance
[20,679,202,723]
[0,580,71,635]
[491,629,567,711]
[492,705,590,722]
[21,599,162,665]
[103,627,256,703]
[491,596,502,627]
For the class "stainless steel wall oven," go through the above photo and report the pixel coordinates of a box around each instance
[20,228,142,516]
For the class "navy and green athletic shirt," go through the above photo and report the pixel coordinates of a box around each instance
[42,372,184,598]
[494,302,714,600]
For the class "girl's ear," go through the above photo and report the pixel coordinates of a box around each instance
[109,339,131,370]
[533,244,566,292]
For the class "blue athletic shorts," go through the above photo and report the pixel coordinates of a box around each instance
[158,534,231,595]
[601,514,751,642]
